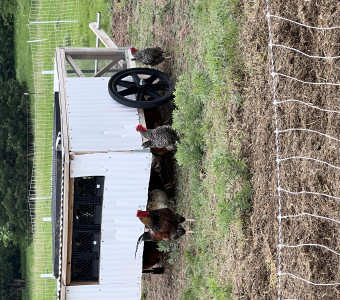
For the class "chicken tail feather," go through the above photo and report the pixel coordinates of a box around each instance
[135,232,154,258]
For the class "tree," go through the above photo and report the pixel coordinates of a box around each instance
[0,240,22,299]
[0,4,30,298]
[0,16,15,80]
[0,78,30,241]
[0,1,17,26]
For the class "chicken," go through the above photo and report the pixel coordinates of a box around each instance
[147,189,170,211]
[135,208,186,258]
[151,147,169,156]
[136,124,179,151]
[135,209,195,258]
[130,46,168,66]
[137,208,186,241]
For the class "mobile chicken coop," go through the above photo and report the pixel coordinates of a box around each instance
[52,24,174,300]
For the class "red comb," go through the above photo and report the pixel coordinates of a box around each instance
[136,125,146,131]
[136,210,149,218]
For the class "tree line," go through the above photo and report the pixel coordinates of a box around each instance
[0,1,31,298]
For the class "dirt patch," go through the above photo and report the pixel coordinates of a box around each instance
[111,0,340,299]
[237,1,340,299]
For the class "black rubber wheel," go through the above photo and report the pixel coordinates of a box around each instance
[108,68,174,108]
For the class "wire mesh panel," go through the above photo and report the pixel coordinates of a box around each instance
[71,176,104,282]
[71,258,100,282]
[75,176,98,198]
[72,233,100,254]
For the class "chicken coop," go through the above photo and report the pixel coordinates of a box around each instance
[52,25,174,300]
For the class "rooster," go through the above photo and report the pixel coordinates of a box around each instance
[135,209,195,258]
[135,208,186,258]
[130,46,169,66]
[136,124,179,150]
[136,208,186,241]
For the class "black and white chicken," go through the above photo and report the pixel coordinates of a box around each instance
[130,47,169,66]
[136,124,179,150]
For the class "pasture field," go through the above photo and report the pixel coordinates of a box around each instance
[14,0,111,299]
[112,0,340,299]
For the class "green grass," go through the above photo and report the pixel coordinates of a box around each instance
[172,1,251,298]
[14,0,112,298]
[130,0,251,298]
[15,0,32,85]
[78,0,112,47]
[126,0,155,47]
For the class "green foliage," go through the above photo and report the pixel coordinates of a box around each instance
[210,150,250,180]
[116,0,127,10]
[127,0,155,47]
[0,0,17,25]
[0,239,23,299]
[77,0,111,47]
[0,8,27,288]
[171,0,251,298]
[0,17,15,80]
[0,78,30,240]
[155,1,173,24]
[206,277,233,300]
[180,265,233,300]
[208,150,252,231]
[157,240,180,265]
[173,71,211,168]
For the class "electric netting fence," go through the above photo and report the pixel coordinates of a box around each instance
[265,1,340,299]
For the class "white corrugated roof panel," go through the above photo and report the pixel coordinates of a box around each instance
[66,77,143,152]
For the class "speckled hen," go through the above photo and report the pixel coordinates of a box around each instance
[130,46,167,66]
[136,124,179,151]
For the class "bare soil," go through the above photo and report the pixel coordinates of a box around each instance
[111,0,340,299]
[237,1,340,299]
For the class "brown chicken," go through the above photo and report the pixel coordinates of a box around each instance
[135,208,186,258]
[136,208,186,241]
[142,241,163,270]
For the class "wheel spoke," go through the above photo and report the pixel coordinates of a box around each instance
[144,86,161,99]
[116,80,135,88]
[136,89,145,102]
[145,74,159,84]
[131,72,140,83]
[150,83,169,90]
[119,86,138,96]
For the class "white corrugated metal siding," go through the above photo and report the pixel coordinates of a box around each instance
[66,284,143,299]
[68,152,151,300]
[66,77,143,152]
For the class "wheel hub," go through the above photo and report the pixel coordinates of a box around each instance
[138,79,146,86]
